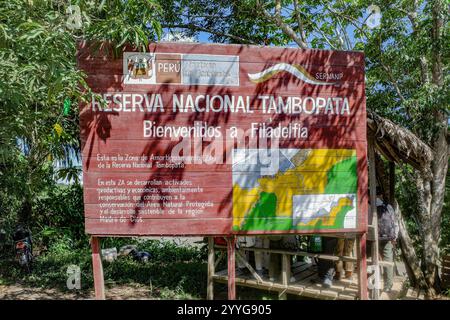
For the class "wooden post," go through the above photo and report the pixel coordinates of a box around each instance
[227,236,237,300]
[368,137,380,299]
[280,254,290,300]
[207,237,215,300]
[236,250,263,283]
[357,233,368,300]
[91,237,105,300]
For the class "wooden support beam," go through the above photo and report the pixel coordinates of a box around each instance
[368,259,395,267]
[213,274,358,300]
[368,136,380,300]
[91,237,105,300]
[357,233,368,300]
[214,245,358,263]
[235,250,263,283]
[207,237,214,300]
[227,236,237,300]
[281,254,291,285]
[214,251,224,269]
[269,252,278,282]
[280,254,291,300]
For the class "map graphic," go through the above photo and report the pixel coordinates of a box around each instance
[232,148,357,231]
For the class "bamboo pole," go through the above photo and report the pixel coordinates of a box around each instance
[207,237,215,300]
[368,136,380,299]
[227,236,237,300]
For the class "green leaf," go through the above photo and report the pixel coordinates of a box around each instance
[151,20,162,40]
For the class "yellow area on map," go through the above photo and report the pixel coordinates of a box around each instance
[232,149,356,229]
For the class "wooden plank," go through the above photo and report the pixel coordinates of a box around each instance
[215,245,359,262]
[320,290,338,299]
[368,260,395,267]
[86,218,232,236]
[80,57,366,75]
[213,274,357,300]
[291,260,307,268]
[357,233,368,300]
[91,237,105,300]
[215,269,228,277]
[292,261,312,275]
[338,293,356,300]
[368,136,380,300]
[367,225,376,241]
[78,41,366,67]
[214,251,224,269]
[207,237,214,300]
[328,282,347,293]
[235,250,263,283]
[78,42,367,237]
[281,254,291,285]
[305,277,358,297]
[295,269,318,282]
[280,254,291,300]
[227,236,237,300]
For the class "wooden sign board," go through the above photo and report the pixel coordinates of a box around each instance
[78,42,367,236]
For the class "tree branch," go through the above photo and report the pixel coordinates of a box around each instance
[293,0,307,46]
[256,0,308,49]
[379,61,407,104]
[325,5,370,39]
[399,2,430,85]
[162,23,258,45]
[310,23,338,50]
[335,16,351,50]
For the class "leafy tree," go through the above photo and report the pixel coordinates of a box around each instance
[0,0,161,226]
[159,0,449,297]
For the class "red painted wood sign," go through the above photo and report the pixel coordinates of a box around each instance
[77,42,367,236]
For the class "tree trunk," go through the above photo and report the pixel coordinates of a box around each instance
[415,172,440,298]
[420,113,449,297]
[417,0,449,297]
[429,113,448,293]
[393,199,428,289]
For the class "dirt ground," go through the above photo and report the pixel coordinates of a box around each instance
[1,276,447,300]
[0,283,159,300]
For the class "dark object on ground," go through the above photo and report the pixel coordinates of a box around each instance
[118,245,137,256]
[130,249,152,262]
[12,225,31,242]
[13,225,33,273]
